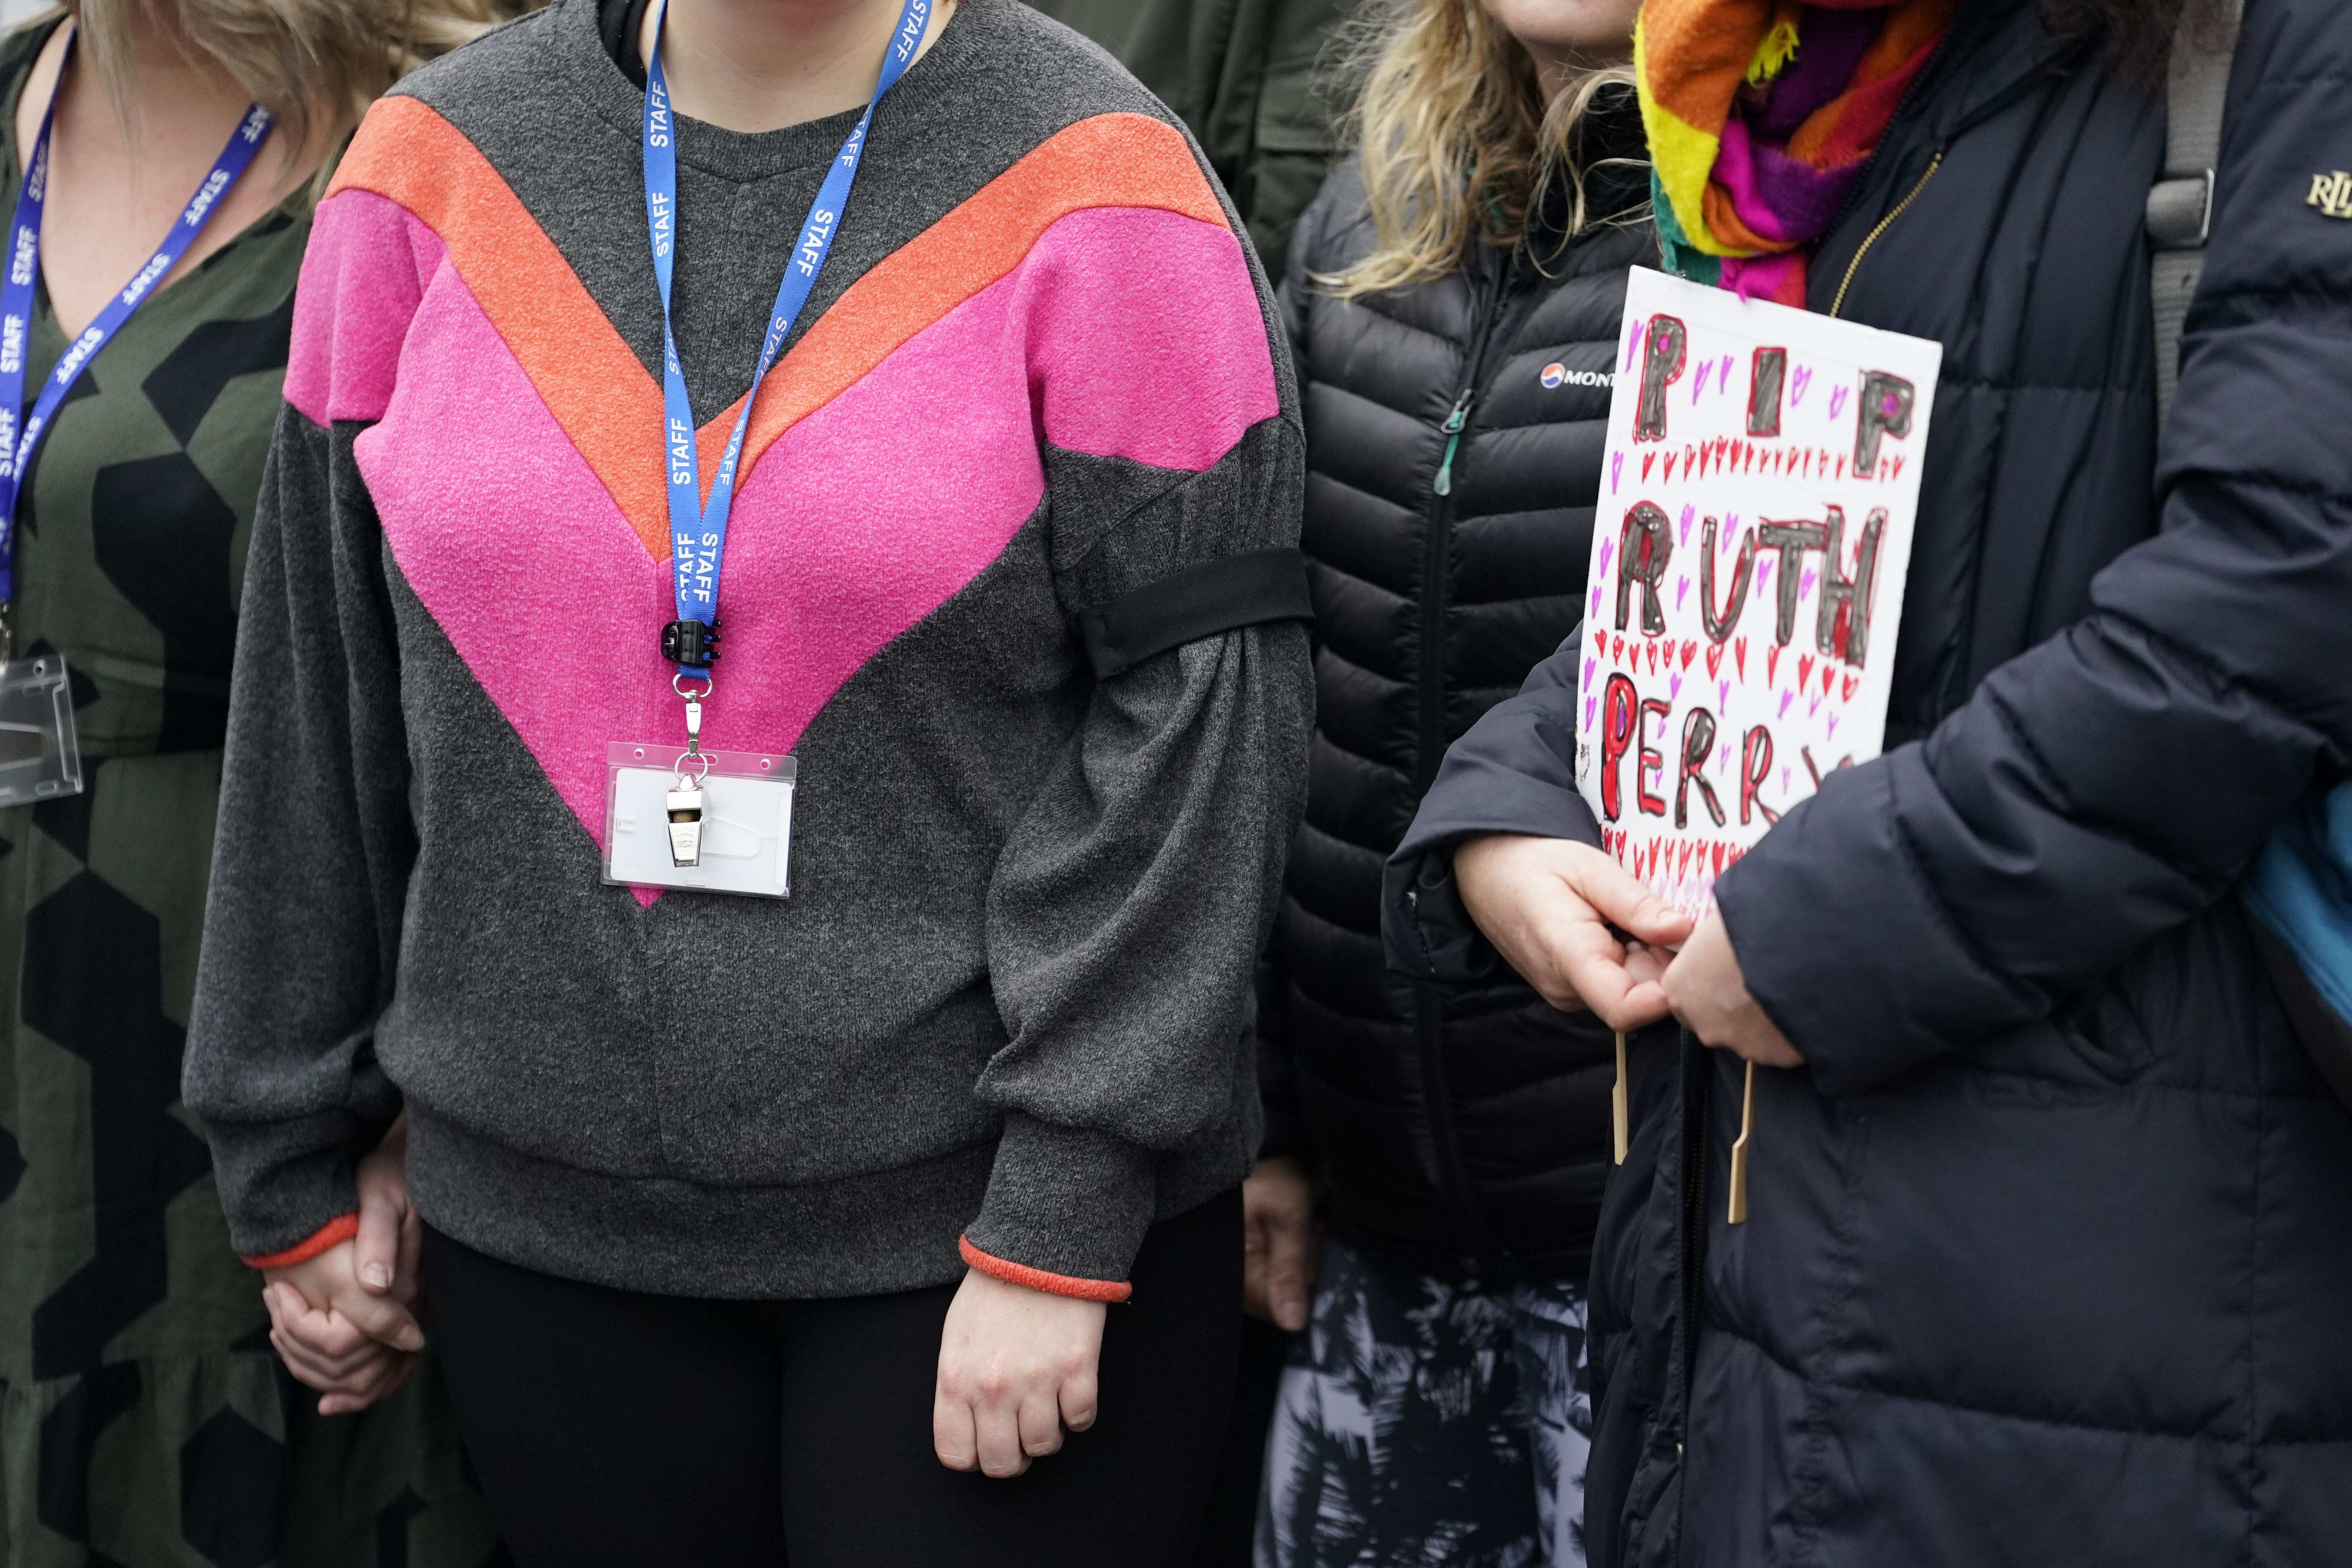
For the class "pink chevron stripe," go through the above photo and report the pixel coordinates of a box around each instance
[341,205,1270,903]
[287,189,441,426]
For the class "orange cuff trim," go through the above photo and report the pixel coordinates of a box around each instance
[959,1236,1132,1303]
[241,1213,359,1271]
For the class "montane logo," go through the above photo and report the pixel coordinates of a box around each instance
[1541,362,1616,390]
[2311,171,2352,220]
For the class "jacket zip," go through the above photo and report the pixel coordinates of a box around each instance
[1829,149,1945,318]
[1412,251,1532,1279]
[1417,257,1521,787]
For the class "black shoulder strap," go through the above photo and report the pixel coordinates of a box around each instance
[1078,546,1314,679]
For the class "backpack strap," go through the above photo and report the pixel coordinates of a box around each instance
[2148,0,2245,430]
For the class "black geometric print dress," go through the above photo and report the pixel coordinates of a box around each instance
[0,22,499,1566]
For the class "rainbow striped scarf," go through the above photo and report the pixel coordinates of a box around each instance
[1636,0,1960,305]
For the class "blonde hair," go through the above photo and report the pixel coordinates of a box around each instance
[1322,0,1642,301]
[54,0,541,162]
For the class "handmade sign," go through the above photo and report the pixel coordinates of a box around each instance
[1580,269,1942,1223]
[1575,268,1943,919]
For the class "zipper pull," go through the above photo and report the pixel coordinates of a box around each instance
[1432,388,1473,496]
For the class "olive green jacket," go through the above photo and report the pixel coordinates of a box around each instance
[1028,0,1359,279]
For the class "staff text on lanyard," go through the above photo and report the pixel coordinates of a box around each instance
[640,0,927,865]
[0,31,271,661]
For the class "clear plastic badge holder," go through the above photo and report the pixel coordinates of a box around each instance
[603,742,797,898]
[0,654,83,806]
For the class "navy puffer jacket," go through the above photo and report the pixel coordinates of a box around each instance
[1385,0,2352,1562]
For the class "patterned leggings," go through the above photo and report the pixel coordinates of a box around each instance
[1254,1236,1592,1568]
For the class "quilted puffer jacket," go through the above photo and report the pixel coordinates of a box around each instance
[1261,96,1653,1281]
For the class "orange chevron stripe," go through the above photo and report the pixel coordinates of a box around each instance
[705,111,1228,483]
[330,96,671,555]
[328,100,1228,560]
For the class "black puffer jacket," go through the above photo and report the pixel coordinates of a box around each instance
[1263,107,1653,1281]
[1390,0,2352,1561]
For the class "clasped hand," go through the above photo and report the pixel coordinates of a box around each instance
[1452,835,1803,1066]
[268,1119,1107,1480]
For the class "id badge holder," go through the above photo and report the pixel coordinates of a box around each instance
[0,653,83,806]
[602,742,797,898]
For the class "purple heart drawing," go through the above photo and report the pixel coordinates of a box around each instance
[1597,539,1615,578]
[1717,742,1731,774]
[1828,385,1850,422]
[1791,364,1813,405]
[1808,694,1822,718]
[1721,512,1740,546]
[1670,673,1683,700]
[1624,328,1641,372]
[1718,680,1730,711]
[1826,714,1839,740]
[1590,585,1603,618]
[1718,354,1734,393]
[1782,766,1791,793]
[1675,577,1690,611]
[1692,359,1712,402]
[1800,568,1818,600]
[1585,695,1597,728]
[1756,557,1775,588]
[1610,451,1624,494]
[1778,690,1794,718]
[1678,503,1695,544]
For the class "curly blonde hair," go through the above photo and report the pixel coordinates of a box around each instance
[50,0,541,160]
[1322,0,1642,301]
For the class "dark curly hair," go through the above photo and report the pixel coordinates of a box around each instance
[2038,0,2237,88]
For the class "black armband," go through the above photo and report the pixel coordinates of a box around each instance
[1078,547,1313,679]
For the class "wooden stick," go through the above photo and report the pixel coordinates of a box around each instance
[1612,1031,1629,1165]
[1727,1058,1755,1224]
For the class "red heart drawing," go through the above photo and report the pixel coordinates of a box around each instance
[1612,635,1624,662]
[1593,628,1606,655]
[1733,638,1747,679]
[1646,640,1660,673]
[1767,645,1781,684]
[1842,672,1860,701]
[1711,842,1728,875]
[1663,454,1677,485]
[1642,452,1655,481]
[1705,643,1723,679]
[1798,653,1815,690]
[1820,661,1835,696]
[1680,640,1698,670]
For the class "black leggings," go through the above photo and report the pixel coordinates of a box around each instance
[421,1190,1241,1566]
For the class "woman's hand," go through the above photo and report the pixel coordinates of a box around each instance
[1454,835,1694,1029]
[1241,1156,1317,1331]
[262,1116,424,1416]
[933,1269,1106,1478]
[1662,912,1804,1067]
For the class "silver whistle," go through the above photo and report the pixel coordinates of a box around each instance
[666,780,706,866]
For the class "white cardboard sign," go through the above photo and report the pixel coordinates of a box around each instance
[1573,268,1943,917]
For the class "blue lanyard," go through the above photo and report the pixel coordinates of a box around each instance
[643,0,929,684]
[0,41,271,610]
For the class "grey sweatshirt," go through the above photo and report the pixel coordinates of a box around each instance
[181,0,1310,1298]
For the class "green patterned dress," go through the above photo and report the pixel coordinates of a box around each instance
[0,23,500,1566]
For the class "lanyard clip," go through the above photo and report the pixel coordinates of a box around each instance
[662,617,721,670]
[673,670,712,758]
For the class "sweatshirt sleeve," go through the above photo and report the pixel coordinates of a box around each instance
[1383,633,1603,987]
[1712,11,2352,1096]
[181,189,426,1265]
[962,187,1313,1297]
